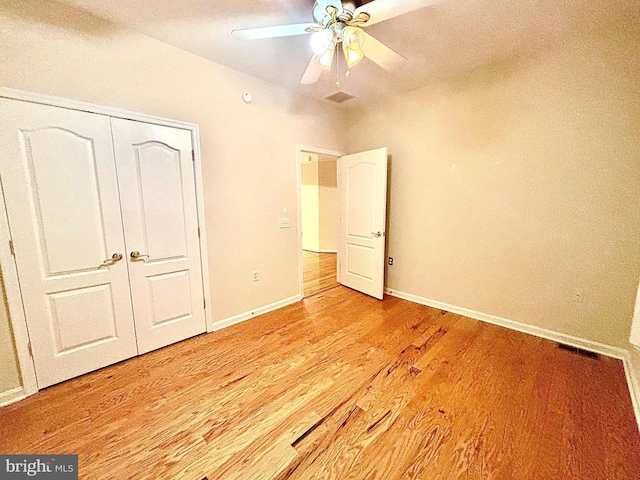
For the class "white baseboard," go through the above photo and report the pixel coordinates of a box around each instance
[0,387,25,407]
[385,287,640,431]
[385,288,627,358]
[211,294,302,332]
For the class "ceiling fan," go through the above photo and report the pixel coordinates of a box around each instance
[232,0,437,85]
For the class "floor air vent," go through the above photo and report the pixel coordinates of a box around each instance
[325,92,356,103]
[558,343,600,359]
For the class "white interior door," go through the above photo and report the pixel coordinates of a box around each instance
[0,100,138,388]
[338,147,388,299]
[111,118,206,354]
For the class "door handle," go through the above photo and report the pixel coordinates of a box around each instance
[99,253,123,268]
[130,251,149,262]
[371,231,383,238]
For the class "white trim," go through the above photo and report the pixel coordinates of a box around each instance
[298,145,346,158]
[302,248,338,254]
[0,88,213,391]
[0,88,197,131]
[191,126,214,333]
[629,278,640,347]
[295,145,345,299]
[210,294,301,332]
[621,350,640,433]
[0,387,25,407]
[0,182,38,396]
[384,288,628,359]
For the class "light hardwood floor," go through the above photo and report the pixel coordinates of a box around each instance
[302,250,338,297]
[1,287,639,479]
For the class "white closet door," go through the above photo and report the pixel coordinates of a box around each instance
[0,100,138,388]
[111,118,206,354]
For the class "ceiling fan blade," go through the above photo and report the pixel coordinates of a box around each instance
[355,0,438,27]
[232,23,317,40]
[360,32,406,70]
[301,56,324,84]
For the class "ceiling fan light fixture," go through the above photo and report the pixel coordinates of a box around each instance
[316,44,336,69]
[310,29,334,55]
[343,43,364,68]
[343,26,365,51]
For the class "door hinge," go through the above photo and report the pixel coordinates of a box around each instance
[203,298,206,309]
[8,240,15,256]
[192,150,195,162]
[27,342,33,357]
[197,227,201,238]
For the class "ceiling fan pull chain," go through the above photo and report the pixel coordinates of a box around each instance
[335,48,341,87]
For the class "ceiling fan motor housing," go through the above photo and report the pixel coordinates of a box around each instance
[313,1,370,28]
[331,22,345,43]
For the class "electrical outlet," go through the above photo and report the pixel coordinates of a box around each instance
[279,218,290,229]
[388,257,394,265]
[252,270,259,282]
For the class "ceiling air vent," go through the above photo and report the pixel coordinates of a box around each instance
[325,92,356,103]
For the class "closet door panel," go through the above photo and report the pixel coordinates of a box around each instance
[111,118,206,354]
[0,100,138,388]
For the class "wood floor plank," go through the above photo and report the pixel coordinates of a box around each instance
[1,286,639,479]
[351,319,494,480]
[303,250,338,297]
[476,332,557,480]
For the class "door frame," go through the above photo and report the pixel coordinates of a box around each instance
[295,145,345,299]
[0,88,214,399]
[631,277,640,347]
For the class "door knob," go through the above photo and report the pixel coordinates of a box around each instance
[99,253,123,268]
[371,231,383,238]
[130,251,149,261]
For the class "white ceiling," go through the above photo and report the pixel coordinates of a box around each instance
[61,0,638,107]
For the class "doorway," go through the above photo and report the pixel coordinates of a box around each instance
[298,147,342,298]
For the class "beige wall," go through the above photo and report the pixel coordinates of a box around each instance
[300,153,338,252]
[318,159,338,252]
[0,0,345,392]
[347,26,640,348]
[301,158,320,251]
